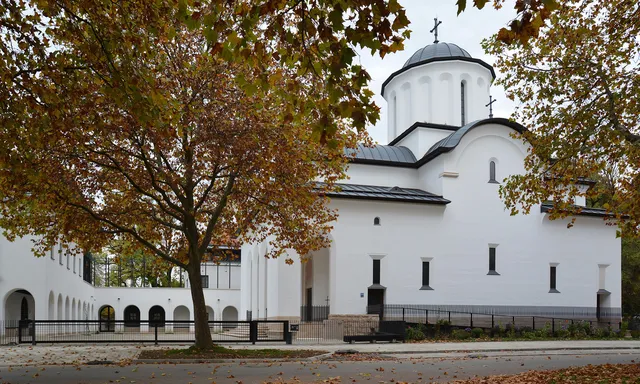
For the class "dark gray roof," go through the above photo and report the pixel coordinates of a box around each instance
[320,183,450,205]
[404,42,472,68]
[347,144,417,165]
[540,203,614,218]
[381,42,495,97]
[418,118,526,164]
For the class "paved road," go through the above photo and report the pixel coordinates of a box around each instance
[0,350,638,383]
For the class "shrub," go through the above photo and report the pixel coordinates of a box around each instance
[471,328,484,338]
[491,324,504,338]
[406,326,426,341]
[630,330,640,339]
[451,329,471,340]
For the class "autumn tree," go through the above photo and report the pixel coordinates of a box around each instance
[0,0,414,348]
[479,0,640,233]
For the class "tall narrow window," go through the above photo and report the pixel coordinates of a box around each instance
[66,251,70,269]
[460,82,466,125]
[393,95,398,136]
[489,161,497,183]
[420,260,433,290]
[201,275,209,289]
[372,259,381,285]
[550,264,559,293]
[59,244,63,265]
[488,247,499,275]
[373,217,381,226]
[73,254,76,273]
[50,247,55,260]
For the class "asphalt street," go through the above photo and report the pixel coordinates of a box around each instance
[0,350,639,384]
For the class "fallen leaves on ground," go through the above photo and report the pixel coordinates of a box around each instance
[449,363,640,383]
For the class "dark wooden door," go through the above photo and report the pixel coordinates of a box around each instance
[305,288,313,321]
[367,288,384,308]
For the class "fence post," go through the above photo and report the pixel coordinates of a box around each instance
[552,318,555,335]
[491,315,494,329]
[154,323,158,345]
[425,310,429,326]
[284,321,291,345]
[31,321,36,346]
[250,321,257,345]
[470,313,473,328]
[533,317,535,330]
[448,311,451,323]
[402,308,405,322]
[18,321,22,344]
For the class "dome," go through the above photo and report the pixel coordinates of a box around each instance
[403,42,472,68]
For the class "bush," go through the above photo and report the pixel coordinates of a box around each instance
[630,330,640,339]
[451,329,471,340]
[491,324,504,338]
[406,325,426,341]
[471,328,484,338]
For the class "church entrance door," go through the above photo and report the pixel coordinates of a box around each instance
[305,288,313,321]
[367,288,385,313]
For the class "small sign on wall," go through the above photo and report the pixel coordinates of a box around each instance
[290,324,299,332]
[360,292,364,298]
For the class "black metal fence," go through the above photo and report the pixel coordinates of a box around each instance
[300,305,330,322]
[289,319,385,344]
[3,320,291,345]
[370,305,622,331]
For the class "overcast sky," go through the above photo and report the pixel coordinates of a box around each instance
[356,0,518,144]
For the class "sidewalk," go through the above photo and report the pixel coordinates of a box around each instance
[229,340,640,354]
[1,340,639,366]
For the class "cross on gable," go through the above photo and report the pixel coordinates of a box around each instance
[430,17,443,44]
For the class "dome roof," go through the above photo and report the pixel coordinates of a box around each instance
[403,42,472,68]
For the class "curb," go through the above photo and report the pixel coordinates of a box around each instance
[369,346,640,355]
[133,357,321,364]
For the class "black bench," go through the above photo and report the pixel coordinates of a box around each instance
[343,332,404,344]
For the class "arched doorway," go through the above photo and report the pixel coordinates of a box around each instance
[206,306,214,322]
[98,305,115,332]
[124,305,141,327]
[149,306,165,327]
[222,306,238,329]
[4,289,36,339]
[173,306,190,329]
[300,246,331,321]
[64,296,70,320]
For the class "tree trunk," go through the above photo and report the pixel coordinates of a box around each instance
[187,261,214,349]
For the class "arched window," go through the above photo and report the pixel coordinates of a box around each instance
[489,160,497,183]
[374,217,381,226]
[393,95,398,136]
[460,81,467,125]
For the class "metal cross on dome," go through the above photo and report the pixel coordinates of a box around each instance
[486,95,497,118]
[430,17,442,44]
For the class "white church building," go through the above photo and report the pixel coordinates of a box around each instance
[240,41,621,322]
[0,40,622,331]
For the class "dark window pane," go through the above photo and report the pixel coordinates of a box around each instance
[550,266,557,290]
[422,261,430,286]
[490,161,496,182]
[201,275,209,289]
[489,247,496,271]
[461,82,466,125]
[373,259,380,284]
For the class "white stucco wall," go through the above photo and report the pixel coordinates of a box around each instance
[383,60,493,142]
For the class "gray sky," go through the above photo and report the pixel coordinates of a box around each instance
[356,0,518,144]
